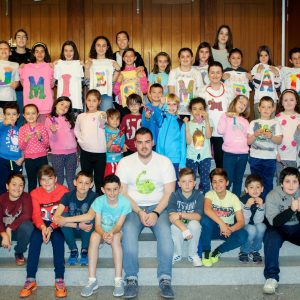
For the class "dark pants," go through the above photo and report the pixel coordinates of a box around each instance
[211,137,224,168]
[24,156,48,192]
[80,149,106,195]
[61,226,93,251]
[264,224,300,281]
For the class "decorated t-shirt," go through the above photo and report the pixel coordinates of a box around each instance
[91,194,131,232]
[54,60,84,110]
[0,60,19,102]
[223,70,252,98]
[205,190,242,225]
[148,72,169,95]
[280,67,300,94]
[193,65,209,86]
[105,126,125,163]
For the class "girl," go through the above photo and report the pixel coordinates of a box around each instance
[45,96,77,191]
[251,45,281,119]
[86,36,120,111]
[184,97,213,194]
[18,104,49,192]
[223,48,252,98]
[113,48,148,108]
[74,89,106,195]
[193,42,214,86]
[19,42,54,124]
[199,61,232,168]
[168,48,202,115]
[54,41,84,116]
[275,89,300,178]
[212,25,233,69]
[217,95,250,197]
[148,52,171,95]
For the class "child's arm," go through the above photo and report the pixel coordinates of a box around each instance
[53,207,96,226]
[113,73,122,97]
[242,198,255,224]
[229,209,245,232]
[253,198,265,224]
[179,123,186,169]
[183,119,192,145]
[138,72,148,94]
[264,131,283,145]
[35,125,50,149]
[217,113,227,136]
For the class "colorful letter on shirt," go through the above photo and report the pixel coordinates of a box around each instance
[61,74,71,97]
[29,76,46,99]
[178,80,194,105]
[290,73,300,94]
[0,67,13,85]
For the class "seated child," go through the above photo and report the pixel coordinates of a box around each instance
[54,171,97,266]
[19,165,69,298]
[239,175,266,263]
[263,167,300,294]
[54,174,132,298]
[167,168,203,267]
[200,168,248,267]
[0,174,33,265]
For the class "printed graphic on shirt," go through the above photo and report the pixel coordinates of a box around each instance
[178,80,194,106]
[252,122,276,151]
[212,203,234,224]
[3,207,22,226]
[0,67,13,85]
[29,76,46,99]
[260,70,273,93]
[68,202,90,216]
[290,73,300,94]
[136,170,155,194]
[120,70,142,107]
[5,127,19,153]
[125,118,142,140]
[102,213,119,231]
[192,128,205,149]
[40,203,59,221]
[96,71,107,87]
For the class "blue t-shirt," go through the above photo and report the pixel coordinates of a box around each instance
[105,126,125,163]
[91,194,132,232]
[148,72,169,95]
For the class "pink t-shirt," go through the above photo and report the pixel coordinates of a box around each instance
[19,63,54,114]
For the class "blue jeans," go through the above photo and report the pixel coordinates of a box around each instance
[264,224,300,281]
[100,94,113,112]
[122,205,173,281]
[200,216,248,253]
[240,223,266,253]
[223,152,248,197]
[249,157,276,199]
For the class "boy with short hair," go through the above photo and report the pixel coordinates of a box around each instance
[54,174,132,298]
[53,171,97,266]
[167,168,203,267]
[239,174,266,263]
[201,168,247,267]
[247,96,283,199]
[19,165,69,298]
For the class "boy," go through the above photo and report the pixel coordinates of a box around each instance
[105,108,125,176]
[0,174,33,265]
[0,102,23,194]
[280,47,300,94]
[263,167,300,294]
[167,168,203,267]
[200,168,247,267]
[247,96,283,199]
[54,174,131,298]
[19,165,69,298]
[0,40,19,108]
[239,174,266,263]
[53,171,97,266]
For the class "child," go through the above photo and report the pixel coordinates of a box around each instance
[19,42,54,124]
[280,47,300,94]
[54,40,84,115]
[0,40,19,108]
[263,167,300,294]
[239,174,266,263]
[0,174,33,265]
[54,174,132,298]
[200,168,247,267]
[105,108,125,176]
[247,96,283,199]
[53,171,97,266]
[45,96,77,191]
[120,93,142,156]
[167,168,203,267]
[184,97,213,194]
[211,25,233,69]
[0,102,23,195]
[148,52,171,95]
[193,41,214,86]
[275,89,300,178]
[217,95,250,197]
[74,89,106,195]
[19,165,68,298]
[251,45,281,119]
[19,104,49,192]
[168,48,202,115]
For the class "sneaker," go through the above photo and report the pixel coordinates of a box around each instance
[263,278,278,294]
[15,253,26,266]
[210,249,221,264]
[159,278,175,299]
[81,279,99,297]
[172,255,182,265]
[123,278,138,299]
[19,279,37,298]
[55,278,67,298]
[188,255,202,267]
[249,251,263,263]
[202,252,212,267]
[68,249,78,265]
[239,252,249,263]
[80,248,88,266]
[113,278,124,297]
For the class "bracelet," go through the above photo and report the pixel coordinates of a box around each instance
[152,210,160,218]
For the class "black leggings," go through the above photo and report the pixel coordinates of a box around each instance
[211,136,224,169]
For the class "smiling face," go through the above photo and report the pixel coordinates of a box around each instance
[290,52,300,68]
[259,50,269,65]
[235,97,248,115]
[0,43,10,60]
[40,175,57,193]
[245,181,264,198]
[101,182,121,202]
[74,175,93,197]
[157,55,169,72]
[191,102,205,119]
[281,175,299,195]
[24,106,39,125]
[86,94,100,112]
[95,38,108,59]
[149,87,163,105]
[123,50,136,66]
[167,100,178,115]
[15,31,28,49]
[63,45,74,61]
[116,33,129,51]
[34,46,46,63]
[218,27,229,46]
[281,92,297,113]
[229,52,242,69]
[179,50,193,68]
[56,100,71,116]
[208,65,223,84]
[6,176,25,201]
[258,100,274,119]
[211,175,228,194]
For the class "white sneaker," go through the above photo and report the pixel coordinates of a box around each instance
[113,278,124,297]
[188,255,202,267]
[172,255,182,264]
[263,278,278,294]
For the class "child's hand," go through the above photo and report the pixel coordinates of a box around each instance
[160,97,166,104]
[254,197,263,207]
[15,157,24,166]
[246,72,253,81]
[169,212,180,223]
[117,73,123,82]
[122,144,128,152]
[110,134,117,141]
[112,61,121,72]
[245,198,255,207]
[19,63,25,69]
[183,117,189,124]
[291,199,299,212]
[53,215,66,226]
[145,110,152,120]
[79,222,93,232]
[182,229,192,240]
[222,73,230,80]
[201,111,209,121]
[257,64,265,73]
[10,82,19,89]
[220,223,231,238]
[254,128,263,138]
[137,70,146,78]
[269,66,279,76]
[41,225,50,244]
[225,112,236,118]
[103,231,113,244]
[297,198,300,212]
[35,130,41,140]
[263,130,273,139]
[136,66,144,73]
[50,124,57,133]
[1,231,11,250]
[25,132,34,142]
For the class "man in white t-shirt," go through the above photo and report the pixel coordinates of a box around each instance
[116,127,176,299]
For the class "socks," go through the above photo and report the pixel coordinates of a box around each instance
[89,277,97,283]
[211,248,221,257]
